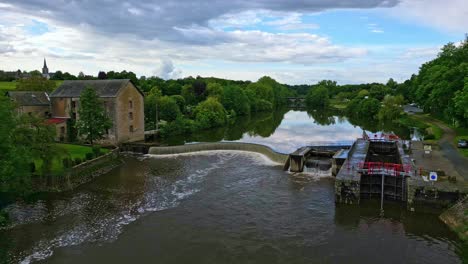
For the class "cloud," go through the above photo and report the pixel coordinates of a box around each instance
[393,0,468,33]
[5,0,399,44]
[153,58,182,80]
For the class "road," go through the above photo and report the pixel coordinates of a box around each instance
[416,115,468,180]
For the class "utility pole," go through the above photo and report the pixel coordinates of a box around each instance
[155,98,159,131]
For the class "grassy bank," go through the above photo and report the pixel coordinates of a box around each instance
[454,127,468,157]
[0,81,17,92]
[34,144,109,174]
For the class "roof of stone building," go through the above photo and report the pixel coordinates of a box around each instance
[6,91,50,106]
[49,79,143,98]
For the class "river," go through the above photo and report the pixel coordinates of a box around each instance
[0,110,466,263]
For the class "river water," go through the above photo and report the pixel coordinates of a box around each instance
[1,110,466,263]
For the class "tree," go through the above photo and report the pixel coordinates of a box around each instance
[144,86,162,130]
[222,85,250,116]
[206,82,224,100]
[76,86,112,145]
[0,96,32,193]
[453,81,468,126]
[98,71,108,79]
[378,95,404,121]
[17,115,64,175]
[158,96,181,122]
[194,97,227,129]
[16,76,56,92]
[306,86,329,109]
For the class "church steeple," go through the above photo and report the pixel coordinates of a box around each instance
[42,58,49,75]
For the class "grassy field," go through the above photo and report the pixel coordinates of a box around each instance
[0,80,64,93]
[0,81,17,92]
[35,144,109,174]
[454,127,468,157]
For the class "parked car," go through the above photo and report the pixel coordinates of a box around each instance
[458,139,468,148]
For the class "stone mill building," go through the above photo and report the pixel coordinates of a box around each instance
[49,79,145,145]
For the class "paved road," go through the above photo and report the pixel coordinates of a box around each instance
[418,116,468,180]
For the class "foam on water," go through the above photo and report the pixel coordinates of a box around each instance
[18,151,239,264]
[148,150,282,166]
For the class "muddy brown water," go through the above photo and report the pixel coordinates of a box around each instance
[0,110,466,263]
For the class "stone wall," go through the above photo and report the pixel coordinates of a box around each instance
[149,142,289,165]
[115,83,144,144]
[440,195,468,241]
[34,148,121,192]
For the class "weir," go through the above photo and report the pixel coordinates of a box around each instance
[126,137,466,211]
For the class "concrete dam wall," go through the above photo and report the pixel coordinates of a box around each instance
[148,142,289,165]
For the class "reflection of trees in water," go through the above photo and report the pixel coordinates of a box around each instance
[346,115,411,139]
[165,108,289,144]
[306,107,336,126]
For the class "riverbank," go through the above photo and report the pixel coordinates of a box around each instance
[440,196,468,241]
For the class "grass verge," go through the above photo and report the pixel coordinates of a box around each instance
[34,144,109,174]
[454,127,468,158]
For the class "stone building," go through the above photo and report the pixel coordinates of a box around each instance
[49,79,144,145]
[6,91,51,118]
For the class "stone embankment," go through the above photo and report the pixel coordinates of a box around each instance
[34,148,122,192]
[148,142,289,165]
[440,195,468,241]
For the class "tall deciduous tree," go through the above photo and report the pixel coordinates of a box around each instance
[0,96,31,194]
[76,86,112,145]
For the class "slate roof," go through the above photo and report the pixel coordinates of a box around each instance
[49,79,143,98]
[6,91,50,106]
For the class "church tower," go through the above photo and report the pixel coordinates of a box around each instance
[42,58,50,79]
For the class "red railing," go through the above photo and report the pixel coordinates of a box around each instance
[356,162,413,176]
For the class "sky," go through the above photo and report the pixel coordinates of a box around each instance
[0,0,466,85]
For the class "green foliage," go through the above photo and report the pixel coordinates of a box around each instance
[92,146,102,157]
[0,209,9,227]
[378,95,404,121]
[76,86,112,145]
[160,116,196,137]
[16,76,56,92]
[222,85,250,116]
[194,97,227,129]
[0,96,32,194]
[346,97,381,119]
[62,158,72,169]
[0,81,17,92]
[181,84,197,106]
[144,87,162,130]
[85,152,94,161]
[306,86,329,109]
[158,96,181,122]
[206,82,224,100]
[408,38,468,126]
[170,95,186,112]
[74,157,82,165]
[453,81,468,127]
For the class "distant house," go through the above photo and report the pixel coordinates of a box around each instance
[49,79,144,145]
[6,91,51,118]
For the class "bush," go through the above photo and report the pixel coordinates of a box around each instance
[92,146,101,157]
[160,116,196,137]
[194,97,227,129]
[74,157,82,165]
[424,134,435,140]
[62,158,72,168]
[29,162,36,173]
[85,152,94,161]
[0,209,9,227]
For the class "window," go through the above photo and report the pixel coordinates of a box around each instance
[129,112,133,120]
[129,100,133,109]
[129,125,134,133]
[71,101,76,108]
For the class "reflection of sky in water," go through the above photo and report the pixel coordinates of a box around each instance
[233,111,363,153]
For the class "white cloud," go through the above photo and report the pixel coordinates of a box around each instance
[393,0,468,33]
